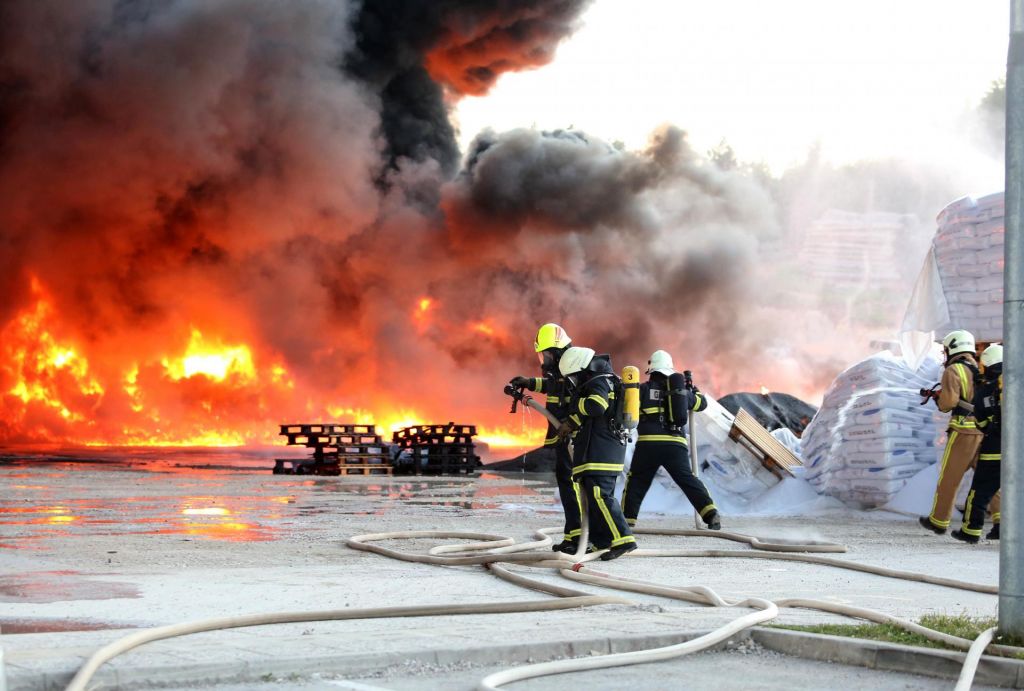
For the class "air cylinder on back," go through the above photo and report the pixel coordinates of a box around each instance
[620,366,640,431]
[667,372,689,427]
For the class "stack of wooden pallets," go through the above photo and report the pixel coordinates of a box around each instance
[274,424,393,476]
[392,422,480,475]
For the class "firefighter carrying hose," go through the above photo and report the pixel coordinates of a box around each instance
[919,330,983,534]
[557,346,637,560]
[508,324,583,554]
[622,350,721,530]
[952,343,1003,543]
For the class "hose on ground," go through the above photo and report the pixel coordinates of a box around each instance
[956,627,997,691]
[64,520,1018,691]
[62,596,628,691]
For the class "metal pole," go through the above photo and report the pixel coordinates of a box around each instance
[690,408,701,529]
[1001,0,1024,638]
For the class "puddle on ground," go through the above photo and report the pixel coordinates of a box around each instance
[0,571,140,603]
[0,452,557,550]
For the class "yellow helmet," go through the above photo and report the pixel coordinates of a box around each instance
[534,323,572,352]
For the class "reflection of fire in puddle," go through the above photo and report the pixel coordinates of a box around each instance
[0,571,140,603]
[1,453,559,547]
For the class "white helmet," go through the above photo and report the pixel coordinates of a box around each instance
[981,343,1003,368]
[942,330,976,357]
[558,346,596,377]
[646,349,675,376]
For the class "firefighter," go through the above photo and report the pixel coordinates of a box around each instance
[557,346,637,560]
[622,350,720,530]
[952,343,1003,544]
[508,323,582,554]
[919,330,983,534]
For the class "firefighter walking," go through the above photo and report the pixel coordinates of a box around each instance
[952,343,1003,543]
[509,324,582,554]
[920,330,983,534]
[622,350,721,530]
[557,346,637,560]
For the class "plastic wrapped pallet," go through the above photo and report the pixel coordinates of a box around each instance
[801,350,944,508]
[901,191,1004,368]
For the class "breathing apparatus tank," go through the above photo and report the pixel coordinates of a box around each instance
[666,372,689,427]
[619,366,640,431]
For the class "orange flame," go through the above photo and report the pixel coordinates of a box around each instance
[0,277,547,453]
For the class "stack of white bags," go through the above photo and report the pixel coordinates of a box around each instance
[931,192,1004,341]
[801,351,944,508]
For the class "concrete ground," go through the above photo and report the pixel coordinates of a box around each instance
[0,456,1012,690]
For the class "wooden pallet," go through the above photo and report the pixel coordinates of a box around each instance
[393,422,477,447]
[273,459,339,476]
[338,464,394,476]
[280,423,376,436]
[281,433,385,447]
[728,408,802,479]
[392,422,480,475]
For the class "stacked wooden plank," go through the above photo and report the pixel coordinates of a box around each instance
[392,423,480,475]
[274,423,392,476]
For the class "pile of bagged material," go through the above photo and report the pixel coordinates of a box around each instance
[902,192,1003,365]
[932,192,1004,340]
[800,351,944,508]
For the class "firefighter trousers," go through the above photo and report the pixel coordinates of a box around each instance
[927,429,982,529]
[622,441,717,526]
[578,473,635,550]
[553,440,582,543]
[962,458,1001,537]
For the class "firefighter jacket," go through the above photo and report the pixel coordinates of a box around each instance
[526,373,572,447]
[937,353,981,436]
[636,377,707,445]
[564,354,625,478]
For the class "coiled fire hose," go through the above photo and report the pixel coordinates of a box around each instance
[62,394,1020,691]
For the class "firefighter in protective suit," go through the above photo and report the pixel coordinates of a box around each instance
[920,330,983,534]
[557,346,637,561]
[508,324,582,553]
[952,343,1003,543]
[622,350,720,529]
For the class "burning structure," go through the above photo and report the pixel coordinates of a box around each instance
[0,0,874,452]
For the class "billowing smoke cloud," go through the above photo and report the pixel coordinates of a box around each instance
[0,0,802,448]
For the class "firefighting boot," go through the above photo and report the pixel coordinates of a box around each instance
[951,529,980,545]
[552,539,578,554]
[918,516,946,535]
[600,542,638,561]
[705,510,721,530]
[987,523,1000,540]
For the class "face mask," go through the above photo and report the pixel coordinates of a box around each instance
[537,349,557,370]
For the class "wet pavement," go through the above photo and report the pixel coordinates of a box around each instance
[0,452,1009,690]
[0,453,555,557]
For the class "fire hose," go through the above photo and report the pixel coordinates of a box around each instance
[62,392,1018,690]
[63,518,1018,691]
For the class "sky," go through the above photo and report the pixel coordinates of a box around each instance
[455,1,1008,178]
